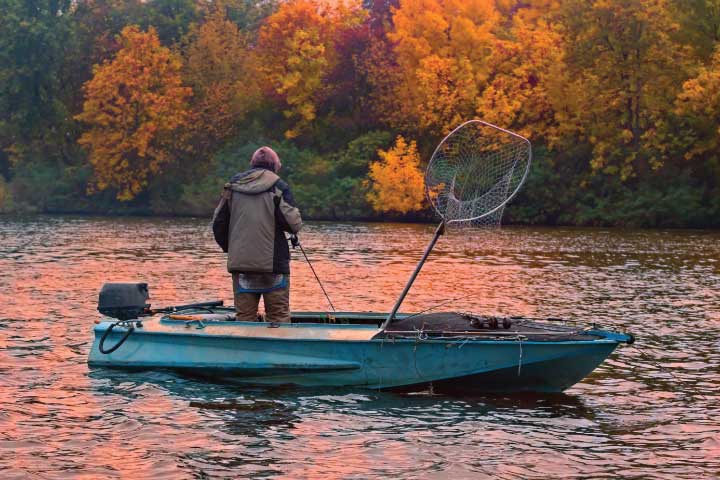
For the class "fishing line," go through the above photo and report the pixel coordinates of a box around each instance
[292,235,336,312]
[399,293,475,321]
[631,344,689,392]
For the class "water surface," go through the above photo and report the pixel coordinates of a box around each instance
[1,216,718,478]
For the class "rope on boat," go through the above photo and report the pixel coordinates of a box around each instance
[631,344,685,385]
[384,330,577,337]
[99,321,135,354]
[517,337,523,377]
[412,331,427,381]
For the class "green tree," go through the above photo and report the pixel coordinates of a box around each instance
[142,0,200,45]
[0,0,78,164]
[182,4,261,160]
[671,0,720,61]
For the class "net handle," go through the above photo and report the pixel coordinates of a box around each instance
[425,119,533,224]
[381,120,532,330]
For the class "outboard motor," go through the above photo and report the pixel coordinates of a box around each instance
[98,283,150,320]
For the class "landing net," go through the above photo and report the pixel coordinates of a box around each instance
[382,120,532,327]
[425,120,532,228]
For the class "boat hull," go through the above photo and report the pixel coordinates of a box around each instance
[88,317,628,393]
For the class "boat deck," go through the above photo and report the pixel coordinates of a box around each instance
[157,308,607,342]
[382,312,600,341]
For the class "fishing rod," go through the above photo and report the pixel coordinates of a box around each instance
[290,234,336,312]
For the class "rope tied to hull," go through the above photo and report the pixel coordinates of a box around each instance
[517,337,524,377]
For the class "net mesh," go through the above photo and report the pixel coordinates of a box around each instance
[426,120,531,228]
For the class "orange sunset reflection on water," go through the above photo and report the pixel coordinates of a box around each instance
[1,216,719,478]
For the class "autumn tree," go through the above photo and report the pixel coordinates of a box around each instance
[256,0,366,139]
[670,0,720,61]
[676,48,720,164]
[216,0,282,31]
[553,0,688,180]
[370,0,561,140]
[476,16,564,140]
[182,4,260,155]
[76,25,191,200]
[496,0,560,24]
[673,46,720,219]
[323,4,378,136]
[371,0,502,136]
[366,135,425,214]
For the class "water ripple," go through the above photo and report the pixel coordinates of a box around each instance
[0,215,719,478]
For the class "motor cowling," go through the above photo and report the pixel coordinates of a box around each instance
[98,283,150,320]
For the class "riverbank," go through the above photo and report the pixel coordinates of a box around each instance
[3,148,719,229]
[1,202,718,230]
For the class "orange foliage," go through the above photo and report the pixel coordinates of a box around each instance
[76,26,191,200]
[496,0,560,24]
[383,0,501,135]
[257,0,366,138]
[366,136,426,214]
[371,0,561,138]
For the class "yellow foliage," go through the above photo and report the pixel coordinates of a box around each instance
[383,0,501,135]
[366,136,426,214]
[550,0,688,179]
[257,0,366,138]
[75,26,191,200]
[371,0,562,138]
[496,0,560,24]
[183,5,260,150]
[676,48,720,161]
[476,17,564,140]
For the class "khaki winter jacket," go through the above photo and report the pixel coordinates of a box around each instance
[212,167,302,274]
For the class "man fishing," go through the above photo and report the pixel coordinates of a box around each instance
[212,146,303,322]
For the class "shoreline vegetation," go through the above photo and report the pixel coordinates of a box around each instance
[2,0,720,228]
[4,212,720,233]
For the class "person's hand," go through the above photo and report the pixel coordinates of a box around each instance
[290,234,300,248]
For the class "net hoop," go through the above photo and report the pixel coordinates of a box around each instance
[425,119,532,225]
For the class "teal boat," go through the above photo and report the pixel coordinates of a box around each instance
[87,292,634,394]
[88,121,635,393]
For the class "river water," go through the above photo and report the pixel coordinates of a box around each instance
[0,215,718,479]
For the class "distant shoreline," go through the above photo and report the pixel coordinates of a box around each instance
[2,211,719,231]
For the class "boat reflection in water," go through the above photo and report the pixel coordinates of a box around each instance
[86,365,603,479]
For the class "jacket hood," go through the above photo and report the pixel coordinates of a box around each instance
[226,168,280,195]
